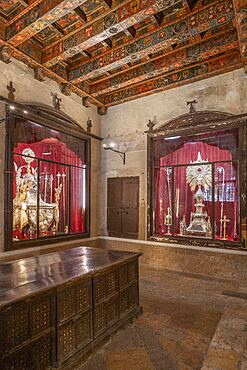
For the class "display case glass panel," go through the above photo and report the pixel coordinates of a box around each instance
[39,161,69,237]
[12,120,89,243]
[154,167,173,236]
[70,166,87,234]
[152,128,240,244]
[214,161,239,241]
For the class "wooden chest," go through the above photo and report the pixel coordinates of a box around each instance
[0,247,142,369]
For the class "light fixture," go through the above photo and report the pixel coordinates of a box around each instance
[165,136,181,140]
[9,105,15,110]
[103,142,126,165]
[23,110,28,114]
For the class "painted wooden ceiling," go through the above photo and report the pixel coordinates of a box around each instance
[0,0,246,114]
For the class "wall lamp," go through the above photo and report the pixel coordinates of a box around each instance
[103,142,126,165]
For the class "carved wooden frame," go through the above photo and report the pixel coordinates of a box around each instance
[4,101,94,251]
[147,110,247,250]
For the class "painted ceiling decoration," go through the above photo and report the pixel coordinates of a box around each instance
[0,0,246,112]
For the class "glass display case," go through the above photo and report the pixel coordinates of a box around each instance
[148,110,247,248]
[5,105,90,250]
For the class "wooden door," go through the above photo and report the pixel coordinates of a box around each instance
[107,177,139,239]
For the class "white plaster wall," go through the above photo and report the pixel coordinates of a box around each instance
[100,68,247,239]
[0,59,101,252]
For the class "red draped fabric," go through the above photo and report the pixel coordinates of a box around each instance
[155,141,239,240]
[13,138,85,240]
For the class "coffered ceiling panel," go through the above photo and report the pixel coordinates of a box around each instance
[0,0,245,113]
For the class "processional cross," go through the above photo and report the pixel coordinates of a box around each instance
[220,215,230,240]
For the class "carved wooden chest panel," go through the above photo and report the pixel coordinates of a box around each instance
[0,247,142,369]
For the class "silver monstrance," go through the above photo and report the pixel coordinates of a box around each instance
[185,152,212,237]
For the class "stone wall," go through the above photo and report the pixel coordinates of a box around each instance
[100,237,247,281]
[100,68,247,239]
[0,59,101,253]
[0,60,246,259]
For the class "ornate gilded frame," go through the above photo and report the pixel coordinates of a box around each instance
[147,110,247,249]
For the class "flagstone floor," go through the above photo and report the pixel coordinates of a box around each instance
[79,265,247,370]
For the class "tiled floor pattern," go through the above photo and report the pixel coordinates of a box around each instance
[79,266,247,370]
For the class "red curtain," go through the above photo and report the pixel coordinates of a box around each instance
[155,141,238,240]
[13,138,85,240]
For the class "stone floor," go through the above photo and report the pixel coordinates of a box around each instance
[79,265,247,370]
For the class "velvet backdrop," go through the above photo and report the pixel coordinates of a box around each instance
[13,137,85,240]
[155,141,238,240]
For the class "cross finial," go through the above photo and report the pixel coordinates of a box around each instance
[51,93,62,110]
[187,99,198,113]
[87,117,92,133]
[147,119,155,132]
[7,81,15,101]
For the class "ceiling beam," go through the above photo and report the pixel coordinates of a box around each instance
[232,0,247,68]
[74,7,87,23]
[19,0,29,5]
[42,0,183,67]
[90,29,239,96]
[102,38,112,49]
[6,0,89,47]
[52,23,65,36]
[124,26,136,38]
[153,11,164,26]
[101,51,242,106]
[0,37,105,108]
[83,50,92,59]
[6,0,44,25]
[69,0,235,83]
[184,0,196,12]
[102,0,112,9]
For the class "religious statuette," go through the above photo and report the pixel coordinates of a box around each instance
[186,152,212,237]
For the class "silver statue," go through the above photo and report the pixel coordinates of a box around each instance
[13,148,62,239]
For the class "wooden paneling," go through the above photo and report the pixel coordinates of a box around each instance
[0,247,142,370]
[107,177,122,237]
[107,177,139,239]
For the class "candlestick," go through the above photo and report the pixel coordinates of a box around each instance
[50,174,53,203]
[44,174,48,202]
[165,207,172,235]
